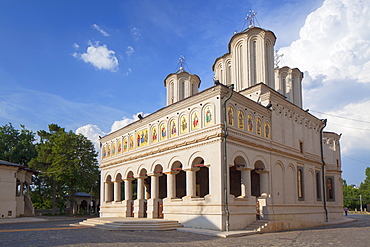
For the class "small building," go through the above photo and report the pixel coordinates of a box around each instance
[98,24,343,231]
[64,192,98,214]
[0,160,37,218]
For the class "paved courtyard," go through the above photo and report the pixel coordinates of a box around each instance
[0,214,369,246]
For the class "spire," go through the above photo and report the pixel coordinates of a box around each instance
[176,54,187,73]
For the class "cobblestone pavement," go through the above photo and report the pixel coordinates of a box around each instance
[0,214,369,247]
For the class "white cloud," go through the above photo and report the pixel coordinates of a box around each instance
[110,112,146,133]
[279,0,370,84]
[277,0,370,184]
[126,46,135,56]
[92,24,110,37]
[73,41,119,72]
[73,43,79,49]
[76,124,104,159]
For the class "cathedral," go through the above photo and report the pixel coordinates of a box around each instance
[98,22,343,231]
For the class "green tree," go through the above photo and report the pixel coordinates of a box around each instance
[342,179,360,210]
[359,167,370,209]
[0,123,37,165]
[29,124,99,215]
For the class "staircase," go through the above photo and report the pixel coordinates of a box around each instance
[77,217,182,231]
[244,220,270,233]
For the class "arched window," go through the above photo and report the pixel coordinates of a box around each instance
[326,177,335,201]
[180,80,185,100]
[297,167,304,200]
[193,158,209,198]
[105,175,114,202]
[229,166,241,197]
[172,161,186,198]
[16,179,21,197]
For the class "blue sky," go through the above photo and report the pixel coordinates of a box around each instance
[1,0,370,186]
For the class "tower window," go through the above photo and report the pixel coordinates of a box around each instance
[299,141,303,153]
[297,166,304,201]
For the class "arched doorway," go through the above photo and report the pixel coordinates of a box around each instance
[193,158,209,198]
[172,161,186,198]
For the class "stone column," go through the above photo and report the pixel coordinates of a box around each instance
[259,171,269,196]
[185,168,196,197]
[151,175,159,199]
[114,181,121,202]
[104,182,110,202]
[240,168,252,198]
[166,172,176,199]
[124,179,132,200]
[137,177,144,200]
[147,174,160,219]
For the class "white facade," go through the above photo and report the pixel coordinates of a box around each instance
[99,26,343,231]
[0,160,36,218]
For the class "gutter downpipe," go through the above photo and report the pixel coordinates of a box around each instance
[222,84,234,231]
[320,119,328,222]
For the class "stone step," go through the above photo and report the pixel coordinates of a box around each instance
[77,217,182,231]
[244,220,269,232]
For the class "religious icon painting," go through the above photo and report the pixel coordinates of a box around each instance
[256,118,262,136]
[180,115,188,134]
[191,111,200,130]
[227,106,234,126]
[137,129,148,147]
[129,135,134,150]
[151,126,158,143]
[264,121,271,139]
[117,140,122,154]
[247,114,254,132]
[123,138,128,152]
[102,146,107,159]
[107,144,111,157]
[112,142,116,156]
[170,119,177,138]
[238,110,245,130]
[160,123,167,140]
[204,105,213,126]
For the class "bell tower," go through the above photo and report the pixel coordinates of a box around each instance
[164,56,201,106]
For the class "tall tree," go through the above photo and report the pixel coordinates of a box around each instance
[359,167,370,209]
[29,124,100,215]
[0,123,37,165]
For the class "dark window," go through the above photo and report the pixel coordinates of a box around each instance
[316,171,322,201]
[230,166,241,197]
[326,177,335,201]
[299,141,303,153]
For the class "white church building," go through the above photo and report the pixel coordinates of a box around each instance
[98,24,343,231]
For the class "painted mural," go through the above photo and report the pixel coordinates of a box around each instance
[191,111,200,130]
[227,106,234,126]
[264,122,271,139]
[112,143,116,156]
[129,135,134,150]
[180,115,188,134]
[247,114,253,132]
[117,140,122,154]
[238,110,244,130]
[151,126,158,143]
[107,144,111,157]
[256,118,262,136]
[204,105,213,126]
[101,104,272,160]
[170,119,177,138]
[160,123,167,140]
[123,138,128,152]
[137,129,149,147]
